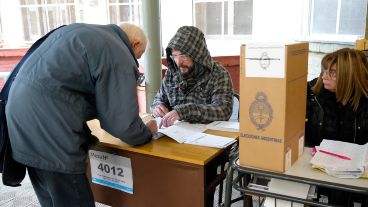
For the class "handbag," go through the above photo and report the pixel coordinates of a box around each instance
[0,25,65,186]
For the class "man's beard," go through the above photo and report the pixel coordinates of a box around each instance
[179,65,194,77]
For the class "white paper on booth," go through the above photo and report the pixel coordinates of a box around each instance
[245,43,285,78]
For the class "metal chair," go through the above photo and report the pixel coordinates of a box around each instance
[229,93,240,122]
[214,93,240,206]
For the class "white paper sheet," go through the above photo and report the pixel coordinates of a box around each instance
[310,140,368,178]
[153,119,236,148]
[89,150,134,194]
[184,133,237,148]
[264,178,310,207]
[154,119,207,142]
[245,43,285,78]
[206,121,239,132]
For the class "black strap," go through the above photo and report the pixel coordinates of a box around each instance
[0,25,65,100]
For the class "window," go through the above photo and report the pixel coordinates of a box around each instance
[7,0,142,47]
[108,0,141,25]
[19,0,79,43]
[0,16,3,48]
[193,0,253,39]
[309,0,367,41]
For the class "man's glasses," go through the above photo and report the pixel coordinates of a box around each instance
[170,54,190,61]
[321,68,337,80]
[136,72,145,86]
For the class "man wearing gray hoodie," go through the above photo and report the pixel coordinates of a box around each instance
[151,26,234,127]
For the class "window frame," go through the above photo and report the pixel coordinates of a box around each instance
[107,0,142,25]
[193,0,253,40]
[307,0,367,43]
[19,0,80,44]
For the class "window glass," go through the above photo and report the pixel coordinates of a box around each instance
[119,5,130,22]
[132,4,141,24]
[224,2,228,35]
[339,0,367,35]
[311,0,337,34]
[108,0,141,24]
[109,5,118,24]
[19,0,77,42]
[310,0,367,37]
[0,16,3,47]
[195,2,222,35]
[234,0,252,35]
[194,0,253,37]
[16,0,141,43]
[47,5,76,28]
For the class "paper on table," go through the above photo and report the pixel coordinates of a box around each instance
[152,118,235,148]
[264,178,310,207]
[206,121,239,132]
[310,140,368,178]
[184,133,237,148]
[158,124,206,143]
[153,118,207,143]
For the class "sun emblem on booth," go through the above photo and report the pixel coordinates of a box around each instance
[249,92,273,130]
[259,52,271,69]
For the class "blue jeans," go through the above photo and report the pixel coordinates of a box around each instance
[27,166,95,207]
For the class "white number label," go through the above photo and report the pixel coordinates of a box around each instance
[89,150,133,194]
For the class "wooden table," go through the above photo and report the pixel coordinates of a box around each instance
[87,119,238,207]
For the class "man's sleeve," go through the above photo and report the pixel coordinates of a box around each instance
[93,58,152,146]
[150,77,170,112]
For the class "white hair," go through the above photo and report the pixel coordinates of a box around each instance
[119,23,148,50]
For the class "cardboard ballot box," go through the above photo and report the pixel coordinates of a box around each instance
[239,42,308,172]
[356,39,368,51]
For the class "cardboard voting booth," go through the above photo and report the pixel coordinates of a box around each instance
[239,42,309,172]
[356,39,368,51]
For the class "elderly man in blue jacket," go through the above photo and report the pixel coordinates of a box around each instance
[6,23,156,206]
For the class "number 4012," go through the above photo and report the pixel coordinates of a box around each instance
[97,163,124,177]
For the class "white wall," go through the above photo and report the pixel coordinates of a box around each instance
[160,0,193,53]
[252,0,304,42]
[0,0,24,48]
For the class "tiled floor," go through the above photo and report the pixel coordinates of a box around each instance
[0,172,245,207]
[0,173,109,207]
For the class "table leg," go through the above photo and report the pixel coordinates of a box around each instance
[223,161,235,207]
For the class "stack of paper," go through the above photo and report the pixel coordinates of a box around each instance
[310,139,368,179]
[153,118,236,148]
[264,178,310,207]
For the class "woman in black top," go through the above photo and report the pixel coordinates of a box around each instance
[306,48,368,147]
[305,48,368,206]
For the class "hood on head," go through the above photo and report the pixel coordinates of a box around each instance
[166,26,213,71]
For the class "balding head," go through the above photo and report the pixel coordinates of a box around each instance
[119,23,148,59]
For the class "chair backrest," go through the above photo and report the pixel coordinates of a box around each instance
[228,93,240,122]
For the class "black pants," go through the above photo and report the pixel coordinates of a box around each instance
[319,187,368,207]
[27,166,95,207]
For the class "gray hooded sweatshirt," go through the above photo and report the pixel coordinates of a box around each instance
[151,26,233,123]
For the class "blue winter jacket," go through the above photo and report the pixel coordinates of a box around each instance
[6,23,152,173]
